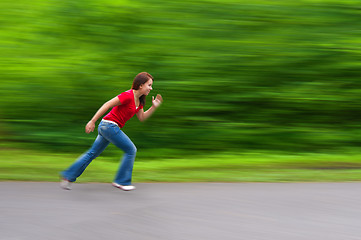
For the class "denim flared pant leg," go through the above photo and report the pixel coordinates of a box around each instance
[61,121,137,185]
[112,131,137,185]
[61,133,110,182]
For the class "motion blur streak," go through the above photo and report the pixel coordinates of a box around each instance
[1,0,360,153]
[1,0,361,185]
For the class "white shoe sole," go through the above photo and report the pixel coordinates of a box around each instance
[112,182,136,191]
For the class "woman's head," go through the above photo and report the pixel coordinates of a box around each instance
[132,72,153,90]
[132,72,154,106]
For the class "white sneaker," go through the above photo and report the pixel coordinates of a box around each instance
[60,179,72,190]
[112,182,136,191]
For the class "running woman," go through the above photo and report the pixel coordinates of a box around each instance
[60,72,163,191]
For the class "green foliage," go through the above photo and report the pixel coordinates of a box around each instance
[1,0,361,154]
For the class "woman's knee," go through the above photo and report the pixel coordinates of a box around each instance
[86,150,97,160]
[126,144,137,156]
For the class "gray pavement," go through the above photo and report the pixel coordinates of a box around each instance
[1,182,361,240]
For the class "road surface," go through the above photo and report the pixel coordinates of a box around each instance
[1,182,361,240]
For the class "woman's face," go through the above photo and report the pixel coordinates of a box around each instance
[140,78,153,96]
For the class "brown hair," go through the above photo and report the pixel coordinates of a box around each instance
[132,72,153,106]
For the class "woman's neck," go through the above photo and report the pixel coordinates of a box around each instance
[132,89,142,98]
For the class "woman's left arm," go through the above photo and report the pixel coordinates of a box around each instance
[136,94,163,122]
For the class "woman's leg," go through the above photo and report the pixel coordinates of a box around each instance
[61,133,110,182]
[101,126,137,186]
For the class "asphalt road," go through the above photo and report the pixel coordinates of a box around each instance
[1,182,361,240]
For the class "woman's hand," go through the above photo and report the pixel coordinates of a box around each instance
[137,94,163,122]
[85,120,95,134]
[152,94,163,108]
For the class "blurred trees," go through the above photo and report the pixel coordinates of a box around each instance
[1,0,360,154]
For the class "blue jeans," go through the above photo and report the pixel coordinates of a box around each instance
[61,120,137,185]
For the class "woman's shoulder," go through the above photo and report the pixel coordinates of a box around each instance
[118,89,132,96]
[117,89,132,102]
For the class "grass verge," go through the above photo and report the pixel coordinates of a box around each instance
[0,149,361,182]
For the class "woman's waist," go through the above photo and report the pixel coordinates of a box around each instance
[101,119,120,128]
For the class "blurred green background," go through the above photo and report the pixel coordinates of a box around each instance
[1,0,361,182]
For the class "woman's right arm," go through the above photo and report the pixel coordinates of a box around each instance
[85,97,121,133]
